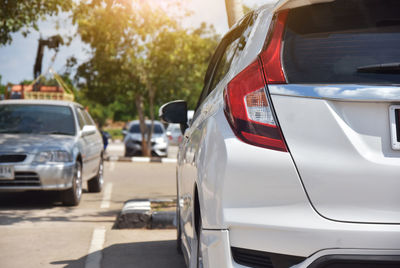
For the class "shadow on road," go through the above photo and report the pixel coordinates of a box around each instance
[0,191,118,226]
[51,240,186,268]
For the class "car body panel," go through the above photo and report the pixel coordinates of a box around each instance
[271,92,400,223]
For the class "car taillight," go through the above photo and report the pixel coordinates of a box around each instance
[260,10,289,84]
[223,10,289,152]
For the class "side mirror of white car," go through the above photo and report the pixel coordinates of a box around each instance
[81,125,97,137]
[159,100,188,133]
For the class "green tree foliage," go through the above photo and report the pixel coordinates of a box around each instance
[0,75,5,96]
[74,0,218,155]
[0,0,72,45]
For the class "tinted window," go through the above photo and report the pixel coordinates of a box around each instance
[283,0,400,84]
[209,38,240,91]
[129,123,164,134]
[0,105,76,135]
[196,13,255,111]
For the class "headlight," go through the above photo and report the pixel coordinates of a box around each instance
[34,150,72,163]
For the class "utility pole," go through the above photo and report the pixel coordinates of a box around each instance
[225,0,244,28]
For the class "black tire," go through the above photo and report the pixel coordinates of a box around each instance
[62,161,82,206]
[88,156,104,193]
[196,219,203,268]
[176,199,182,254]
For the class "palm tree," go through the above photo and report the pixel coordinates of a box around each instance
[225,0,244,28]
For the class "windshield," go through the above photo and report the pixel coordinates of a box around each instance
[129,123,164,134]
[0,104,76,136]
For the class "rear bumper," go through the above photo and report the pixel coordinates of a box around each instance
[201,229,400,268]
[0,162,75,191]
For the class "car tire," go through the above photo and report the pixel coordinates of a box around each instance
[62,161,82,206]
[196,220,203,268]
[87,156,104,193]
[176,199,182,254]
[124,147,132,157]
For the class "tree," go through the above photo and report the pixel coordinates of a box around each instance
[73,0,218,156]
[225,0,244,28]
[0,0,72,45]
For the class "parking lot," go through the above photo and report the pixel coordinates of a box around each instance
[0,143,185,268]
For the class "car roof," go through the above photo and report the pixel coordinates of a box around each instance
[0,99,82,108]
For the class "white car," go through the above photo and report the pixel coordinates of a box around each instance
[160,0,400,267]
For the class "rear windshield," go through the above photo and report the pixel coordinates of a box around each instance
[282,0,400,84]
[0,104,76,135]
[129,123,164,134]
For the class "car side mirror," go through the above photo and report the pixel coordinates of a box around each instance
[159,100,188,133]
[81,125,97,137]
[122,130,128,136]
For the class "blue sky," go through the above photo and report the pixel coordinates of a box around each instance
[0,0,273,84]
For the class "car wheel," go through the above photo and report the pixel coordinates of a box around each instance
[176,198,182,254]
[124,147,132,157]
[62,161,82,206]
[196,220,203,268]
[88,156,104,193]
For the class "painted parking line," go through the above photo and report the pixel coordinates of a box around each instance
[85,227,106,268]
[105,156,177,163]
[100,183,113,209]
[109,161,115,172]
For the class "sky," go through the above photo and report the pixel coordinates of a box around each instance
[0,0,275,85]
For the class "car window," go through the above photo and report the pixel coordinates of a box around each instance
[76,108,85,129]
[129,123,164,134]
[208,38,241,92]
[82,110,95,126]
[282,0,400,84]
[195,13,255,112]
[0,104,76,136]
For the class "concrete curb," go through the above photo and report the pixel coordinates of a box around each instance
[105,156,177,163]
[114,199,176,229]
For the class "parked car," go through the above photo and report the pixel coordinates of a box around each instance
[166,124,183,146]
[160,0,400,267]
[123,120,168,157]
[0,100,104,206]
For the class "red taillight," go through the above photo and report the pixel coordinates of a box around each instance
[223,10,289,152]
[259,10,289,84]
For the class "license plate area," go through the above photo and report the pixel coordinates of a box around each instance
[0,165,14,180]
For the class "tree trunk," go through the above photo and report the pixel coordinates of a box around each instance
[135,94,151,157]
[225,0,244,28]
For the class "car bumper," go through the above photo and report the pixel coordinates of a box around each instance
[0,162,75,191]
[201,227,400,268]
[125,142,168,157]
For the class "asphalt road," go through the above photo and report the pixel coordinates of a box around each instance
[0,160,186,268]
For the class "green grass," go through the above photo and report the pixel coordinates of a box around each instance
[104,128,123,140]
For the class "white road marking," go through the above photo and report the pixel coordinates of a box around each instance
[132,157,150,162]
[162,158,177,163]
[100,183,113,209]
[85,227,106,268]
[109,161,115,172]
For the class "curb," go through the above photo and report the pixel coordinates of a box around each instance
[105,156,177,163]
[114,199,176,229]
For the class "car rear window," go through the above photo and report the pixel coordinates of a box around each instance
[0,104,76,135]
[282,0,400,84]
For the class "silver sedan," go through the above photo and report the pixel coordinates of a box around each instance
[0,100,104,206]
